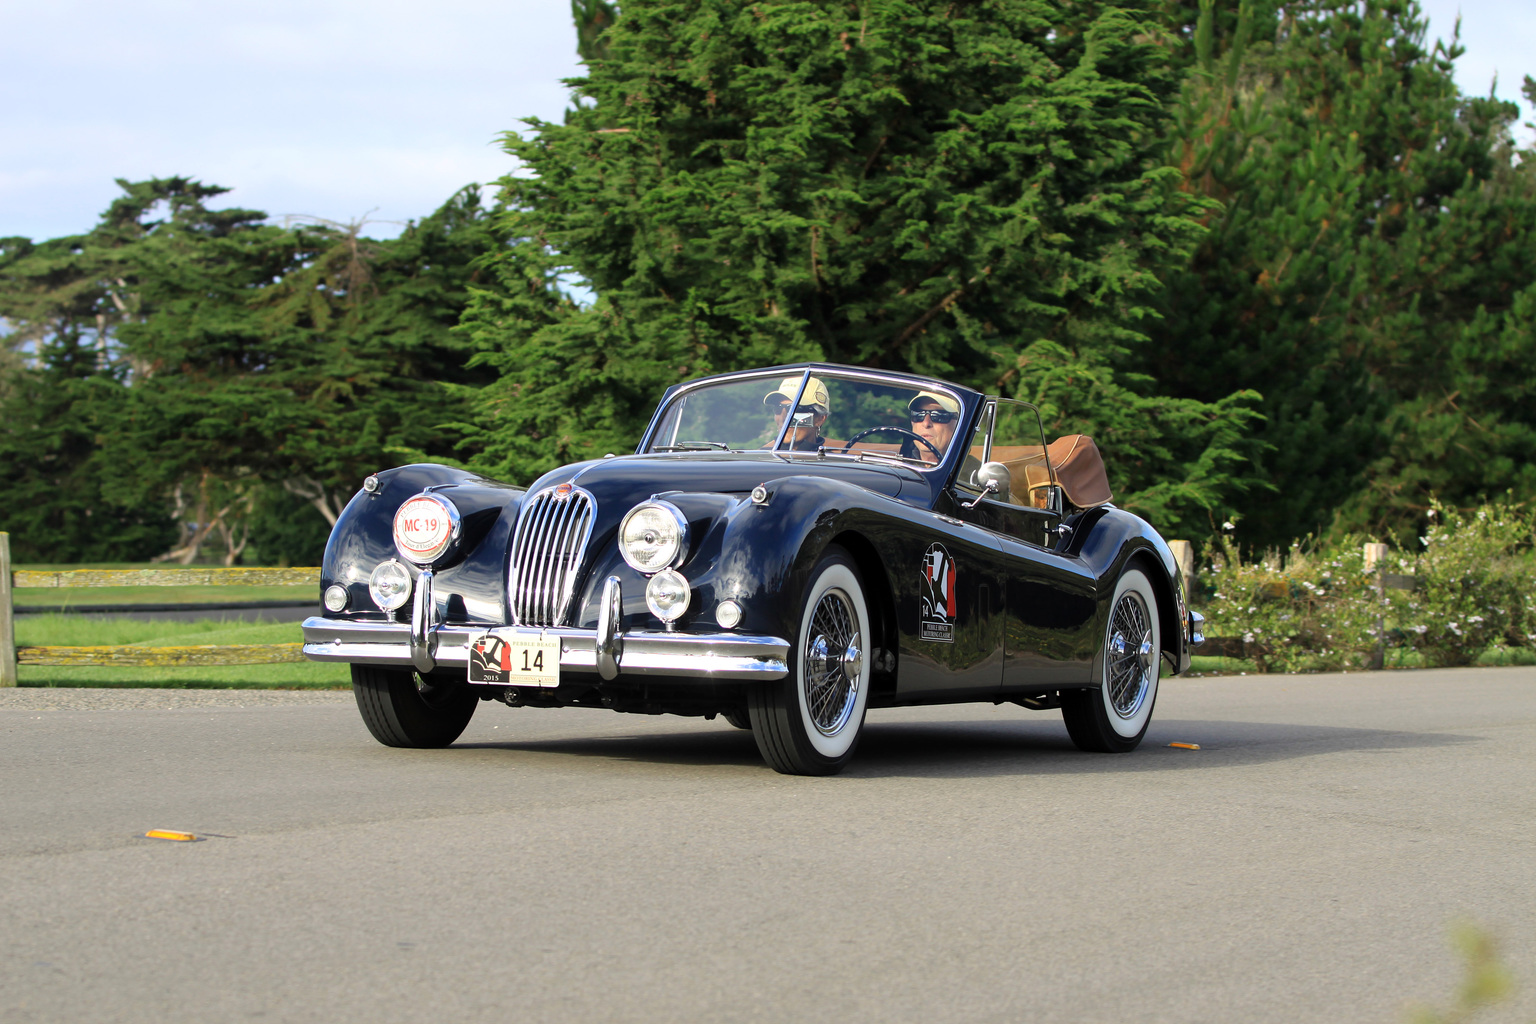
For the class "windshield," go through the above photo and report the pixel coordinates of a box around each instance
[645,372,966,468]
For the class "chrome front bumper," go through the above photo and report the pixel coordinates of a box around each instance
[301,617,791,682]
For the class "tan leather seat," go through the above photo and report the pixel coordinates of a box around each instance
[974,436,1112,509]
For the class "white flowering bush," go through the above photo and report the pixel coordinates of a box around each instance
[1395,500,1536,667]
[1198,499,1536,671]
[1199,533,1382,672]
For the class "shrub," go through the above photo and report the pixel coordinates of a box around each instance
[1393,499,1536,667]
[1198,498,1536,671]
[1200,533,1381,672]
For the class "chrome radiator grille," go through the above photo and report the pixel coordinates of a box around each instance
[508,484,596,627]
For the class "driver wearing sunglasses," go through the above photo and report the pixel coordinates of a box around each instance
[907,391,961,467]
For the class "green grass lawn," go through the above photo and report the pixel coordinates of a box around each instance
[15,585,317,609]
[13,615,349,689]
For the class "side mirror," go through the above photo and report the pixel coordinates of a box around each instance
[976,461,1012,502]
[967,461,1012,504]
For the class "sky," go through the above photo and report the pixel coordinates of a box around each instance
[1,0,1531,243]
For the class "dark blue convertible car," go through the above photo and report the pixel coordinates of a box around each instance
[304,364,1204,775]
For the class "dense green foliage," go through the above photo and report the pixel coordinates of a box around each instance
[461,0,1265,537]
[0,180,498,564]
[1200,497,1536,671]
[1152,0,1536,547]
[4,0,1534,567]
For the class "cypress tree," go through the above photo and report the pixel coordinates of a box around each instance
[463,0,1263,537]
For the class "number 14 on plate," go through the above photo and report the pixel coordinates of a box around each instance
[468,633,561,687]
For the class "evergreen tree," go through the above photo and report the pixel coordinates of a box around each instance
[463,0,1263,538]
[1,179,503,564]
[1151,0,1536,546]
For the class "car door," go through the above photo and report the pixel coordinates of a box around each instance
[950,399,1098,688]
[885,510,1007,700]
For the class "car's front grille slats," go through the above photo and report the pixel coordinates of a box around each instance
[508,485,596,627]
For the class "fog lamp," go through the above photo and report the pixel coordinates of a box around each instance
[369,560,413,612]
[646,569,691,623]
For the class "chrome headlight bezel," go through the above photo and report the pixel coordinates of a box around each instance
[645,568,692,623]
[618,500,689,574]
[368,559,414,612]
[392,492,462,566]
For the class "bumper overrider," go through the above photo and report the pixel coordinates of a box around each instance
[303,576,790,683]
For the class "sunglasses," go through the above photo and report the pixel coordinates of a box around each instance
[909,409,957,424]
[774,403,819,416]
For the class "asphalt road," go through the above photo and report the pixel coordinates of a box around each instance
[2,668,1533,1024]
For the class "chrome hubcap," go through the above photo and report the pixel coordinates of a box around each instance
[804,587,861,736]
[1107,592,1154,719]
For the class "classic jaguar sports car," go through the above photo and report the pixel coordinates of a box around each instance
[303,363,1204,775]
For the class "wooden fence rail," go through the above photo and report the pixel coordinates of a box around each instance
[0,532,319,686]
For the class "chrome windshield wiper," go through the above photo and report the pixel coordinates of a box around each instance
[652,441,732,452]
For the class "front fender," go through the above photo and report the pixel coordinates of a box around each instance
[1071,506,1191,673]
[567,474,886,641]
[321,463,525,626]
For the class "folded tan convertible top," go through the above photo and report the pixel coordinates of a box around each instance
[1047,434,1112,508]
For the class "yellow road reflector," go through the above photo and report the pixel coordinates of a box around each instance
[144,829,201,842]
[1168,742,1201,750]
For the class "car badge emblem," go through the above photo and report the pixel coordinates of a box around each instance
[553,483,573,502]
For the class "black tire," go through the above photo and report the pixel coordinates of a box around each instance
[748,545,872,775]
[352,664,478,748]
[722,710,752,730]
[1062,566,1161,753]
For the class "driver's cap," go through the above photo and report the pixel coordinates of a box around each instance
[764,375,830,416]
[908,390,960,414]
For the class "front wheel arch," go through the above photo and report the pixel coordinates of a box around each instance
[1126,550,1181,675]
[828,530,897,695]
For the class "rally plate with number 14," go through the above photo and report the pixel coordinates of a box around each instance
[468,633,560,687]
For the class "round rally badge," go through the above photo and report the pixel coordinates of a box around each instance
[393,494,458,563]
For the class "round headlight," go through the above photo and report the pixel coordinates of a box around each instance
[393,493,460,565]
[369,560,413,612]
[646,568,691,623]
[323,584,349,613]
[619,501,688,572]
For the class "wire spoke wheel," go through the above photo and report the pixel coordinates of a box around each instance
[804,587,860,736]
[748,545,871,775]
[1105,591,1153,719]
[1062,566,1161,753]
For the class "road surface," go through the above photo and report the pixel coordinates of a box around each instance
[2,667,1533,1023]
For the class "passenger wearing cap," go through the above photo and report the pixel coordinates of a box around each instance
[906,391,962,467]
[763,376,831,452]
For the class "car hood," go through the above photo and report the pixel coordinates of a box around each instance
[535,450,929,506]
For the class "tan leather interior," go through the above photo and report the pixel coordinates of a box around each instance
[824,433,1113,510]
[968,435,1112,509]
[1046,434,1112,507]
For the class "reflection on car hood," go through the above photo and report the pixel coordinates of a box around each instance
[542,450,928,504]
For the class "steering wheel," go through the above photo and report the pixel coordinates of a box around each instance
[840,426,943,462]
